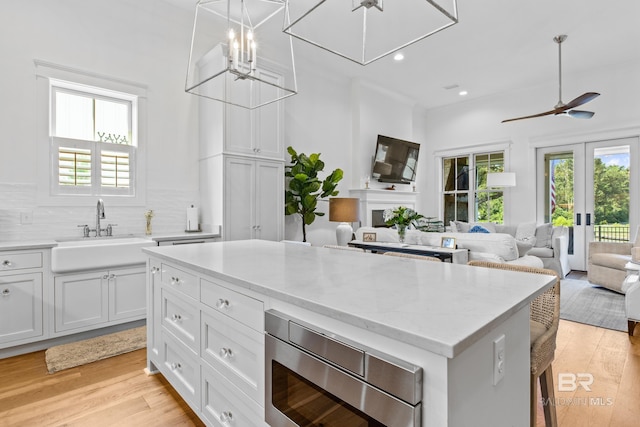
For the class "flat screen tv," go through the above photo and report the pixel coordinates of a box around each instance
[371,135,420,184]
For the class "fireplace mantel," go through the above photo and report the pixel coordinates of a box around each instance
[349,188,418,227]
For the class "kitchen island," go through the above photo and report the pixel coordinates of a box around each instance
[143,240,555,426]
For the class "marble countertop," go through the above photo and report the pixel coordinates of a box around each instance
[151,230,220,243]
[143,240,555,358]
[0,240,58,251]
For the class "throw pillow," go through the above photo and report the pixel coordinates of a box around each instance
[469,225,490,233]
[515,222,537,246]
[516,241,533,257]
[453,221,470,233]
[535,223,553,248]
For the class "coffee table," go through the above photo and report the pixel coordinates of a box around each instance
[348,240,469,264]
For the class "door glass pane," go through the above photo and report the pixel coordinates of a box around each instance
[546,154,574,227]
[593,146,630,242]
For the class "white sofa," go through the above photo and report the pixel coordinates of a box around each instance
[447,222,569,277]
[354,226,544,268]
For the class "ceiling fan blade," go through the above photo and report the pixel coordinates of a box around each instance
[563,92,600,110]
[565,109,595,119]
[502,109,558,123]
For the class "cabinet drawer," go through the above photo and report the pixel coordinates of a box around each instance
[161,288,199,353]
[161,330,200,410]
[161,263,198,300]
[202,364,267,427]
[201,278,263,331]
[0,252,42,272]
[201,310,264,403]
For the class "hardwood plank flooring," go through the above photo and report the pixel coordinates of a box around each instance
[0,349,204,427]
[1,319,638,426]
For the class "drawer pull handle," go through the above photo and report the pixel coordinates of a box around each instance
[1,288,10,296]
[220,411,233,423]
[151,266,159,274]
[171,277,181,285]
[2,260,12,267]
[171,362,182,370]
[216,298,230,309]
[171,313,182,322]
[219,347,233,359]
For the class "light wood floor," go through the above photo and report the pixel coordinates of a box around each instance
[0,349,204,426]
[1,320,638,426]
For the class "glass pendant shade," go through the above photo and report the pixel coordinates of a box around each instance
[186,0,297,109]
[283,0,458,65]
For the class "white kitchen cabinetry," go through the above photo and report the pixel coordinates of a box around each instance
[223,156,283,241]
[224,69,283,159]
[146,256,267,427]
[198,59,285,242]
[0,250,46,347]
[54,266,145,334]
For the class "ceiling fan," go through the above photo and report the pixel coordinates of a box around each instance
[502,35,600,123]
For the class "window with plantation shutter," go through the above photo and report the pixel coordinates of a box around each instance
[49,80,137,197]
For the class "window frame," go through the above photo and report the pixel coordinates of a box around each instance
[36,61,147,207]
[436,142,512,225]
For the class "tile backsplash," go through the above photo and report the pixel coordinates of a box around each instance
[0,183,199,241]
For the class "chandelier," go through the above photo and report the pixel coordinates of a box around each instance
[283,0,458,65]
[186,0,297,109]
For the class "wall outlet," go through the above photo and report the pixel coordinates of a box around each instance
[493,334,506,385]
[20,211,33,225]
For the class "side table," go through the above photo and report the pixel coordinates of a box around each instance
[623,261,640,336]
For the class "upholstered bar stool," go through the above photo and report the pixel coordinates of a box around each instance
[468,261,560,427]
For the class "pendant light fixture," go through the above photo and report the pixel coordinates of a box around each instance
[186,0,298,109]
[283,0,458,65]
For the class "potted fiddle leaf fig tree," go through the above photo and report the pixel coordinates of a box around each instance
[285,146,343,242]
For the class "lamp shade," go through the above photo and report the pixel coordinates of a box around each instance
[329,198,360,222]
[486,172,516,188]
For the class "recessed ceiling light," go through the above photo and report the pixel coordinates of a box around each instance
[393,53,404,61]
[459,90,468,96]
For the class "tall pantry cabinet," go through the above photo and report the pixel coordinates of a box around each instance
[198,63,285,242]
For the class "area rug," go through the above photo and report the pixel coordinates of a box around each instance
[45,326,146,374]
[560,279,626,332]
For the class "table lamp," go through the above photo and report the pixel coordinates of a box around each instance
[329,198,360,246]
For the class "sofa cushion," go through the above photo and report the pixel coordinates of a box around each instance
[495,224,518,237]
[515,222,537,246]
[451,221,496,233]
[535,223,553,248]
[528,247,554,258]
[516,241,533,257]
[506,255,544,269]
[591,252,632,270]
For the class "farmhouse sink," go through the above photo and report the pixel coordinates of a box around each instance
[51,237,156,273]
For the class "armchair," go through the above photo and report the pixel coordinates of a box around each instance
[588,226,640,294]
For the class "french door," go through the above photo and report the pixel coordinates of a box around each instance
[536,138,638,271]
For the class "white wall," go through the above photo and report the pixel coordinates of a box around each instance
[0,0,200,240]
[419,59,640,225]
[283,68,426,245]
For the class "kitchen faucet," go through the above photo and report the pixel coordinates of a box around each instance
[95,198,106,237]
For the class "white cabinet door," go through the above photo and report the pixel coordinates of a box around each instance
[108,266,146,321]
[224,156,256,241]
[255,160,284,241]
[0,273,43,344]
[224,156,283,242]
[253,69,283,159]
[54,271,108,332]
